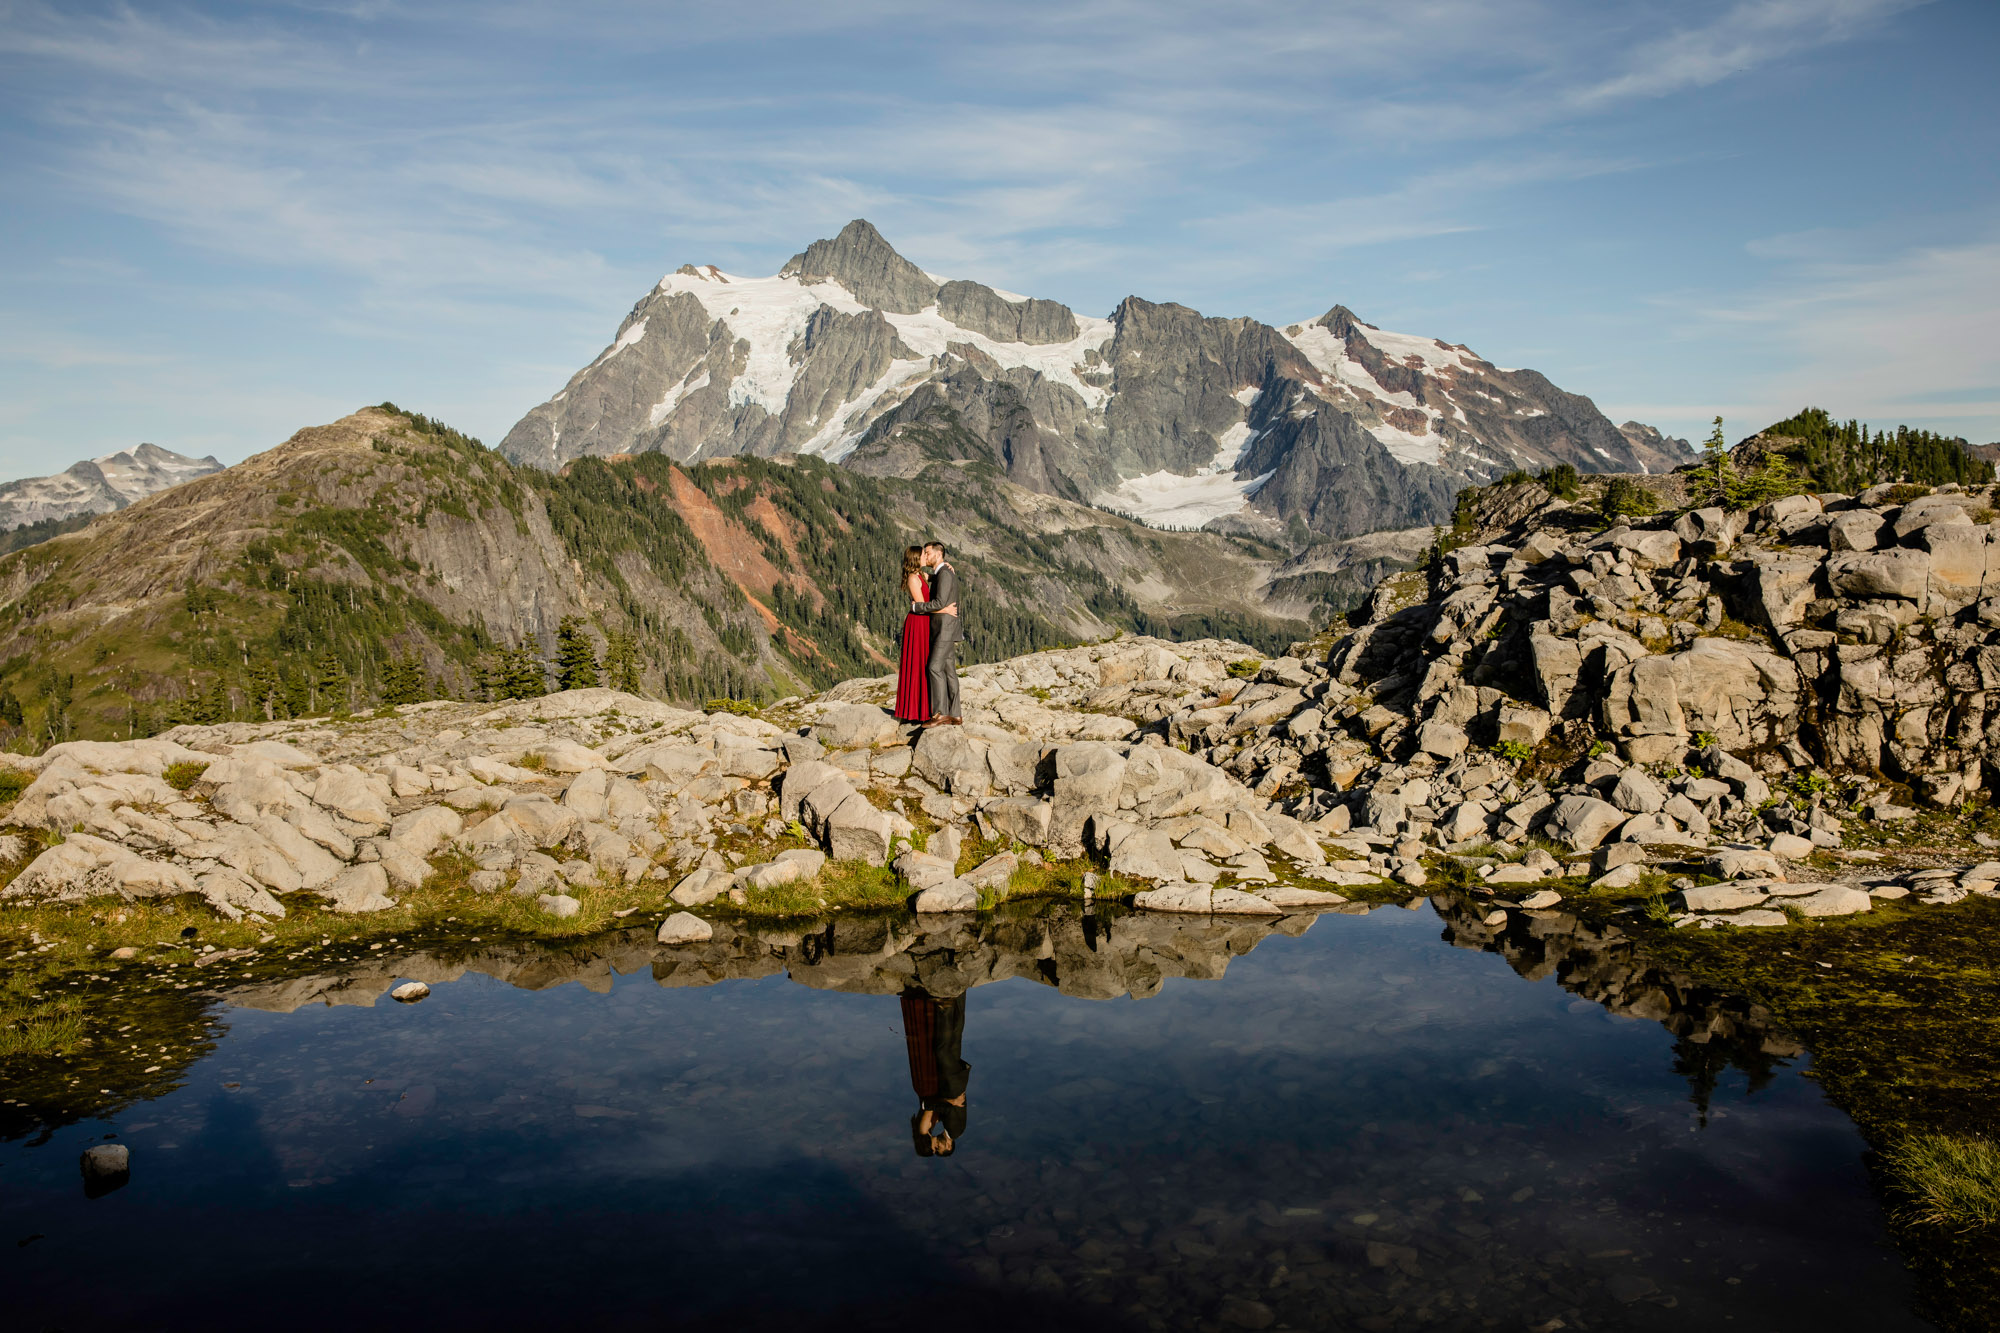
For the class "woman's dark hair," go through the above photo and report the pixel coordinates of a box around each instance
[902,545,924,583]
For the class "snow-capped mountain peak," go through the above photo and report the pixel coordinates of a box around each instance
[501,221,1690,542]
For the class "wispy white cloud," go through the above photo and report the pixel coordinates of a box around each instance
[1614,229,2000,441]
[0,0,1981,469]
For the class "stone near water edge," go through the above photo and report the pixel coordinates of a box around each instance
[1518,889,1563,909]
[1486,864,1543,884]
[657,911,713,944]
[741,860,805,890]
[1110,828,1185,882]
[913,880,978,913]
[961,852,1019,892]
[892,850,959,891]
[391,981,430,1003]
[319,863,396,914]
[1132,882,1211,913]
[1591,863,1646,890]
[1731,909,1790,927]
[536,893,581,918]
[982,796,1052,846]
[1543,795,1625,851]
[824,795,894,866]
[670,867,729,907]
[1209,886,1284,915]
[1258,885,1347,909]
[1680,883,1770,912]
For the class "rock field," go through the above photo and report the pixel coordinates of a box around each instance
[2,479,1998,934]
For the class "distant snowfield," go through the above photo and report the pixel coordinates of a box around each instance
[1093,422,1274,529]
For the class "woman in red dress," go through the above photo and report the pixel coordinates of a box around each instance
[893,545,931,722]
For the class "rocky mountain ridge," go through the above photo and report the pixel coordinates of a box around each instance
[0,442,221,532]
[500,220,1689,542]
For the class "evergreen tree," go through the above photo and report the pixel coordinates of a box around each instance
[604,630,643,694]
[0,689,22,729]
[501,644,547,700]
[244,659,283,721]
[554,617,601,691]
[380,654,428,706]
[1695,416,1735,507]
[312,652,349,716]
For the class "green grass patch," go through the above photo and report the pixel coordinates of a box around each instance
[163,760,210,791]
[1886,1134,2000,1232]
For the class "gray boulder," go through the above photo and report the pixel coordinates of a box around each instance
[1827,549,1930,601]
[1543,796,1625,851]
[320,864,395,914]
[657,911,714,944]
[1608,768,1666,814]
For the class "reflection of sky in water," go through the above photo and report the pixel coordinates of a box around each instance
[3,907,1922,1331]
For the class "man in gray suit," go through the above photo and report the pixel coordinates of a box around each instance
[911,541,961,725]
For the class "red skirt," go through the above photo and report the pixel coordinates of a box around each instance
[894,612,931,721]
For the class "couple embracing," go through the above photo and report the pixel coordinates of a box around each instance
[893,541,962,728]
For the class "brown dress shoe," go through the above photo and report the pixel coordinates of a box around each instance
[944,716,963,725]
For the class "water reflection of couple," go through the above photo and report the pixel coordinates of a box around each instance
[899,987,969,1157]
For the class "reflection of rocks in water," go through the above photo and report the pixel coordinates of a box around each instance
[222,904,1323,1014]
[1432,893,1804,1118]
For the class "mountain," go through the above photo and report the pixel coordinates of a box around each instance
[500,220,1691,541]
[0,442,222,532]
[0,405,1311,743]
[1616,420,1689,463]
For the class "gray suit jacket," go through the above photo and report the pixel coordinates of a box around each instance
[912,563,959,622]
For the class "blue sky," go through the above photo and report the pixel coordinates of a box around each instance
[0,0,1994,479]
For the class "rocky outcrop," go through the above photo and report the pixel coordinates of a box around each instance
[499,221,1689,544]
[0,639,1397,924]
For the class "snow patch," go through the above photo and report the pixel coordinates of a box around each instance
[1368,420,1444,468]
[589,318,648,369]
[1282,323,1414,407]
[1091,421,1272,529]
[804,359,933,462]
[647,370,711,428]
[884,305,1115,409]
[1357,324,1478,372]
[1232,385,1262,406]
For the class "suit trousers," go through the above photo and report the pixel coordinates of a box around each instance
[925,614,962,720]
